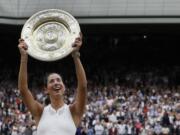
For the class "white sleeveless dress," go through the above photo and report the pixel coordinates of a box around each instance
[37,104,76,135]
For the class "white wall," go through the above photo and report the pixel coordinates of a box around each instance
[0,0,180,24]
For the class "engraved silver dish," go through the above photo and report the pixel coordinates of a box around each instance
[21,9,80,61]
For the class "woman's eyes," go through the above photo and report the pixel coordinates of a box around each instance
[49,78,61,83]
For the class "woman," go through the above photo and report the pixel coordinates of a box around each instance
[18,33,87,135]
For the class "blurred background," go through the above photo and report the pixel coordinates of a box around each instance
[0,0,180,135]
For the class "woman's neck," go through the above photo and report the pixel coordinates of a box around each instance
[50,96,64,110]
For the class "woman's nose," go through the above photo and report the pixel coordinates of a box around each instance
[54,80,60,84]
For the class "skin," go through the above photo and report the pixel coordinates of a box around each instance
[18,33,87,127]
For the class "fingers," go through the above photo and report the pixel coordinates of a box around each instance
[72,32,83,48]
[18,38,24,43]
[79,32,83,40]
[78,32,83,41]
[18,38,28,50]
[72,37,81,47]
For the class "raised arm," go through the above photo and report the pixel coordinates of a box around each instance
[70,33,87,126]
[18,39,43,125]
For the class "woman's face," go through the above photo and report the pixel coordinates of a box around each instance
[46,73,65,97]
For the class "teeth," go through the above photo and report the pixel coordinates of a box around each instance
[52,85,62,91]
[53,87,61,91]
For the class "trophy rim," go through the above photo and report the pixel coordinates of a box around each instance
[21,9,80,62]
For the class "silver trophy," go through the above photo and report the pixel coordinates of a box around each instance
[21,9,80,61]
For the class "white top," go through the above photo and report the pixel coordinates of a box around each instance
[37,104,76,135]
[94,124,104,135]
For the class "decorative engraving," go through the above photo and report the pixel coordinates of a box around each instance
[21,9,80,61]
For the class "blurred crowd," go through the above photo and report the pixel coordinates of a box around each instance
[0,65,180,135]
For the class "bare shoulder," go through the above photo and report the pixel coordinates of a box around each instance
[36,101,44,111]
[33,101,44,125]
[69,103,82,127]
[69,103,76,115]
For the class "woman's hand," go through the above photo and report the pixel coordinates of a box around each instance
[72,32,83,53]
[18,39,28,57]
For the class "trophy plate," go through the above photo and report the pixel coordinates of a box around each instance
[21,9,80,61]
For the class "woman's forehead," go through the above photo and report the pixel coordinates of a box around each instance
[48,73,61,80]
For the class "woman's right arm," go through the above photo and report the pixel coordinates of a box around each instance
[18,39,43,124]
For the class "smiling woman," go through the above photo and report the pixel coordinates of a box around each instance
[18,33,87,135]
[46,73,65,97]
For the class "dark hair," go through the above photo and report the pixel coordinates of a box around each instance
[43,72,50,87]
[43,72,62,87]
[45,95,50,105]
[43,72,63,105]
